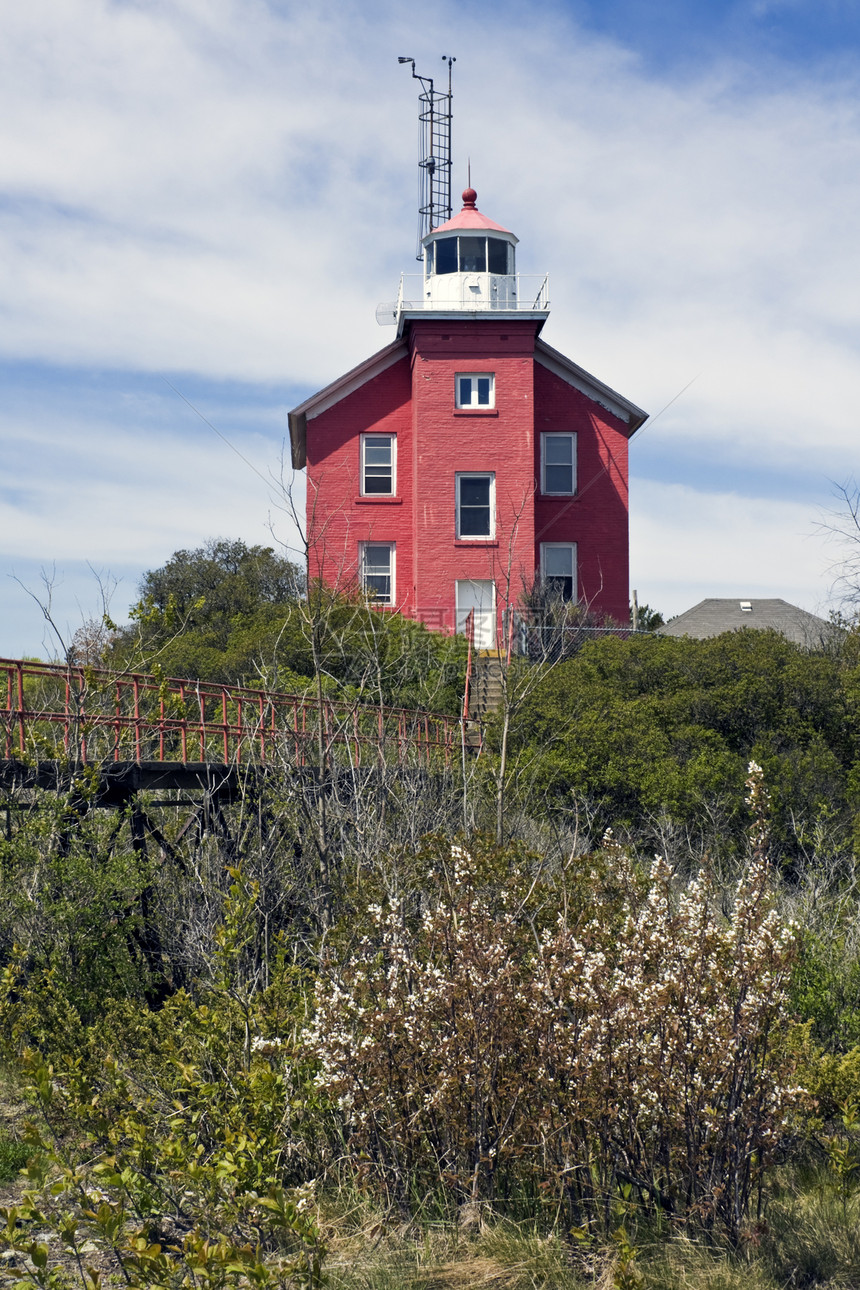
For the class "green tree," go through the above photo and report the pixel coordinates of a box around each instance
[139,539,303,624]
[109,540,466,712]
[504,628,860,856]
[109,539,304,683]
[633,601,664,631]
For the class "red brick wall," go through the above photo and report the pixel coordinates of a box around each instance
[534,363,630,623]
[306,355,414,608]
[407,319,539,635]
[305,323,631,636]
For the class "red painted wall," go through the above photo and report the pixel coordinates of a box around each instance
[305,320,632,636]
[408,319,538,634]
[305,354,414,606]
[533,363,630,622]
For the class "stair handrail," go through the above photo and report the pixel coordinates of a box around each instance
[462,610,475,723]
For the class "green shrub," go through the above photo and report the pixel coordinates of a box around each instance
[0,870,327,1289]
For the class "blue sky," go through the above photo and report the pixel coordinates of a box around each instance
[3,0,860,655]
[568,0,860,71]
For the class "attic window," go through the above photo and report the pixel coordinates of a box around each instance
[456,373,494,409]
[740,601,752,612]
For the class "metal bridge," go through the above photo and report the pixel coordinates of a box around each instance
[0,657,471,995]
[0,656,462,808]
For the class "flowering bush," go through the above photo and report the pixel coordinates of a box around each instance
[534,841,801,1240]
[312,843,539,1210]
[312,831,803,1241]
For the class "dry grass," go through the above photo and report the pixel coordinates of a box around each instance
[317,1195,591,1289]
[635,1237,780,1290]
[316,1179,860,1290]
[759,1168,860,1288]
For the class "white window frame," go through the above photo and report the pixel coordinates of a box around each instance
[359,541,395,604]
[540,542,577,602]
[541,432,577,496]
[456,472,495,540]
[360,433,396,496]
[455,372,495,409]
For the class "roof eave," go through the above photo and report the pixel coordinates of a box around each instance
[397,309,549,339]
[535,338,648,435]
[288,411,307,469]
[287,338,408,469]
[425,213,517,239]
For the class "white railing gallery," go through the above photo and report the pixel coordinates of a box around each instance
[397,273,550,316]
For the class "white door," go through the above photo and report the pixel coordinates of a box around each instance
[456,580,496,650]
[489,273,515,308]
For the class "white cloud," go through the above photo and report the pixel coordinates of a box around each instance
[4,0,860,428]
[0,399,303,564]
[2,0,860,650]
[630,479,833,618]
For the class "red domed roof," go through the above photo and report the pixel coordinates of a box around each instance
[426,188,515,238]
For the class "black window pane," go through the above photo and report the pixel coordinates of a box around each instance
[459,237,486,271]
[546,437,572,464]
[545,464,573,493]
[435,238,457,274]
[547,576,574,601]
[460,478,490,507]
[458,377,472,405]
[459,476,491,536]
[477,377,491,405]
[363,435,392,494]
[366,574,391,600]
[544,546,573,600]
[363,546,392,602]
[488,239,509,273]
[460,508,490,536]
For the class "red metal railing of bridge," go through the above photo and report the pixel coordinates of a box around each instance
[0,658,460,769]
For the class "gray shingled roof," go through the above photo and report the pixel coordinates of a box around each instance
[658,598,839,648]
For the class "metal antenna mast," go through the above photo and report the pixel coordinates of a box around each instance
[398,55,455,259]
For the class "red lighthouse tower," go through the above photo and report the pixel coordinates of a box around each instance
[288,186,646,647]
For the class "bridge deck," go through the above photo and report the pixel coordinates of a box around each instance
[0,758,244,805]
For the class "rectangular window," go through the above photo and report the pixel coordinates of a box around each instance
[456,473,495,539]
[434,239,457,275]
[456,373,495,409]
[361,433,395,495]
[541,543,577,601]
[541,432,576,495]
[487,238,510,274]
[360,543,394,604]
[458,236,487,272]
